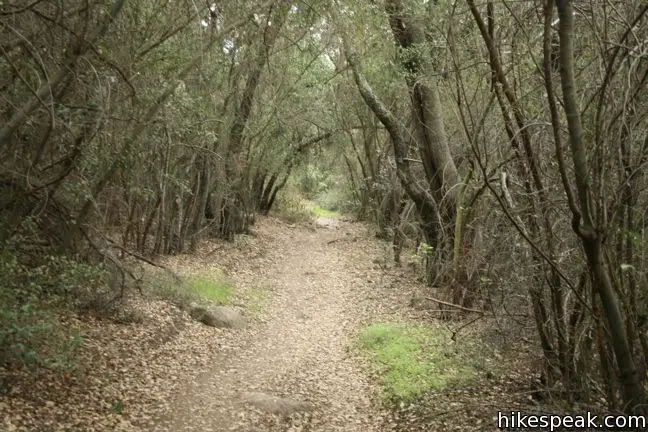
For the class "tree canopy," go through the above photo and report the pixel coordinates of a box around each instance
[2,0,648,416]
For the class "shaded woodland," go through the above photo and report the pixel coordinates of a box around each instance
[2,0,648,419]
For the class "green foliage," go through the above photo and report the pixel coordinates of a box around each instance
[315,188,352,213]
[0,304,51,367]
[245,288,267,318]
[0,288,83,371]
[310,206,341,218]
[356,323,477,404]
[312,171,360,215]
[1,230,106,306]
[0,306,83,371]
[148,272,268,318]
[417,242,434,256]
[111,400,124,415]
[187,277,233,304]
[298,164,331,199]
[0,248,93,369]
[148,272,234,308]
[274,189,314,223]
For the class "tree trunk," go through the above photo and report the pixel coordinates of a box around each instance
[222,2,291,238]
[385,0,460,226]
[555,0,646,413]
[345,49,442,260]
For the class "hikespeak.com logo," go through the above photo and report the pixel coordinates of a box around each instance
[497,411,647,431]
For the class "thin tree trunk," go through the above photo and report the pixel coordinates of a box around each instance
[555,0,645,413]
[222,2,291,237]
[344,49,442,255]
[385,0,460,227]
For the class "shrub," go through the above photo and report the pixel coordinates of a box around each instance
[0,250,89,370]
[298,164,331,199]
[273,189,313,223]
[315,179,358,215]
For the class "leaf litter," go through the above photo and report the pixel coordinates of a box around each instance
[0,216,545,431]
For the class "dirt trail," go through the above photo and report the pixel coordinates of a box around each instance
[154,217,393,432]
[0,215,537,432]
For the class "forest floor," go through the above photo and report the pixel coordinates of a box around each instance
[0,216,540,432]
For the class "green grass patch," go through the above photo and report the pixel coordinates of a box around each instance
[357,323,477,404]
[187,277,233,304]
[244,287,266,317]
[148,272,234,309]
[310,205,341,218]
[148,272,270,318]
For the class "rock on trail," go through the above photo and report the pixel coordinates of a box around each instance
[240,392,313,415]
[314,216,339,229]
[189,305,246,329]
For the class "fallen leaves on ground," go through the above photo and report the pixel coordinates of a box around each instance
[1,216,550,431]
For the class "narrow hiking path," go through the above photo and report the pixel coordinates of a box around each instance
[153,217,396,431]
[1,215,525,431]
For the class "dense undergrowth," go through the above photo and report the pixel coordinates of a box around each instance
[0,172,335,375]
[0,247,102,371]
[0,234,261,374]
[273,184,346,223]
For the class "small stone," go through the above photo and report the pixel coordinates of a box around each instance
[189,305,246,329]
[240,392,313,415]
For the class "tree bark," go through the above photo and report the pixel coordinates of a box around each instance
[345,50,442,254]
[385,0,460,218]
[222,2,291,237]
[555,0,646,413]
